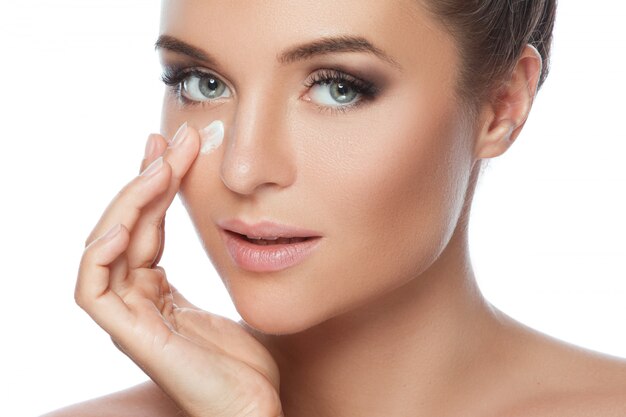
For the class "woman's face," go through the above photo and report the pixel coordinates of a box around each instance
[158,0,477,334]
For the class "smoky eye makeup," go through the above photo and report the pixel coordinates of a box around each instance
[159,62,386,115]
[301,68,381,114]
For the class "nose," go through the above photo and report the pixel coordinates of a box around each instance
[220,92,297,196]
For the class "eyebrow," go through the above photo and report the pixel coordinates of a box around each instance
[154,34,402,70]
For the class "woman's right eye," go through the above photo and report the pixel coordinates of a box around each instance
[161,67,232,105]
[181,72,232,102]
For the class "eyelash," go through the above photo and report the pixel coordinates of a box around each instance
[160,65,380,115]
[303,69,379,114]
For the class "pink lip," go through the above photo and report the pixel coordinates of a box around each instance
[217,219,323,272]
[217,218,322,239]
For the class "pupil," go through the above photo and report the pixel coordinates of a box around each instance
[332,82,355,103]
[199,77,222,98]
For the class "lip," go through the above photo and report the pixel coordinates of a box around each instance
[217,218,322,239]
[217,219,323,272]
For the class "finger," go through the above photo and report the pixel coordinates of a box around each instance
[152,214,165,268]
[84,155,172,249]
[126,123,200,269]
[76,223,134,331]
[100,133,168,291]
[77,227,176,355]
[83,129,174,249]
[137,133,169,268]
[122,267,173,316]
[140,133,168,173]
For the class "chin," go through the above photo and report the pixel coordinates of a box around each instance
[236,303,317,336]
[227,279,330,336]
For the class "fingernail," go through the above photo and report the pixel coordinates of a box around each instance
[103,224,122,241]
[140,156,164,177]
[168,122,189,147]
[144,135,157,159]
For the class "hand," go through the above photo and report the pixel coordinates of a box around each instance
[76,124,284,417]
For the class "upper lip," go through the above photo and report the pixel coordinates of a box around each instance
[218,218,322,239]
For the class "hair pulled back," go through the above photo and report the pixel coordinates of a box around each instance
[422,0,557,108]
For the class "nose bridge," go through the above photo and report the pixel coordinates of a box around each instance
[220,86,296,196]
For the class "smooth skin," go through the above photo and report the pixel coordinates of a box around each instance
[43,1,626,416]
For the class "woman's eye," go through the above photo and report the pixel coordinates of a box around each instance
[308,80,362,107]
[303,69,379,113]
[181,73,231,102]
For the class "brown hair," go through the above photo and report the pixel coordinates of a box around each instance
[422,0,557,109]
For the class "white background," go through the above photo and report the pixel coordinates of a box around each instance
[0,1,624,415]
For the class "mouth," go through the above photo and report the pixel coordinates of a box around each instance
[219,226,322,273]
[231,231,314,246]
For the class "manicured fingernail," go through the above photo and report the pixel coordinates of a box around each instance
[103,224,122,241]
[140,156,164,177]
[168,122,188,147]
[144,135,158,159]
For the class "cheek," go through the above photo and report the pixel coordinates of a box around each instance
[168,87,474,332]
[298,98,473,307]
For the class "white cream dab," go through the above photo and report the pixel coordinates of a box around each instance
[199,120,224,154]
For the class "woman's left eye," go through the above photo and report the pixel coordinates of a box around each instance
[304,69,379,113]
[308,80,360,106]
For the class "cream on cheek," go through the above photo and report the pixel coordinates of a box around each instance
[199,120,225,155]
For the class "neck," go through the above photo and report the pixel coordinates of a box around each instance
[246,227,506,417]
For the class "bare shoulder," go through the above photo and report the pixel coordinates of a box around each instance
[504,383,626,417]
[489,313,626,417]
[39,381,184,417]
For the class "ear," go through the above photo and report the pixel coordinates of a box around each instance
[474,45,543,160]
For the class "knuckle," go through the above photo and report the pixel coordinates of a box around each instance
[114,181,135,202]
[130,269,164,294]
[80,243,97,265]
[149,215,165,229]
[114,176,147,209]
[75,256,98,308]
[153,266,167,279]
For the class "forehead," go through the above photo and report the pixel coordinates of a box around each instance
[159,0,457,79]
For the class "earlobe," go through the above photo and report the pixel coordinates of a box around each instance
[474,44,543,160]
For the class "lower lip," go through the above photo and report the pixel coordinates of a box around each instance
[220,230,322,272]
